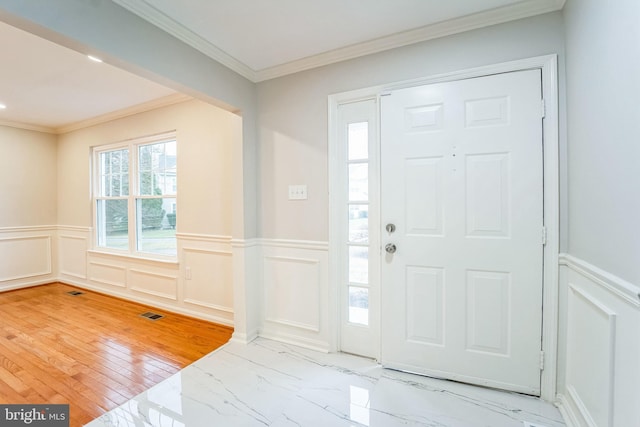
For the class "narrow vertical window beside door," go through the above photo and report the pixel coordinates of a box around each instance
[347,122,370,326]
[336,98,378,358]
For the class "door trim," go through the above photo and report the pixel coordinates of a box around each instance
[328,54,559,401]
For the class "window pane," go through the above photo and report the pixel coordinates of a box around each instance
[348,205,368,243]
[139,140,177,196]
[99,149,128,197]
[348,246,368,284]
[96,199,128,250]
[139,144,152,172]
[136,198,176,256]
[348,122,368,160]
[110,176,121,196]
[348,163,368,201]
[348,286,369,326]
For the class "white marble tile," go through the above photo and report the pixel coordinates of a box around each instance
[85,338,565,427]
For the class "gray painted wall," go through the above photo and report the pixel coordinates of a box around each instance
[563,0,640,285]
[256,12,567,242]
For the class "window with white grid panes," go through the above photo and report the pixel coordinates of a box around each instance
[94,135,177,258]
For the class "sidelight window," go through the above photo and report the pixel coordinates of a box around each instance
[346,122,370,326]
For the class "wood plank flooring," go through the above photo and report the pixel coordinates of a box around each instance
[0,283,233,426]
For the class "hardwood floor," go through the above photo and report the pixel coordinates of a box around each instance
[0,283,233,426]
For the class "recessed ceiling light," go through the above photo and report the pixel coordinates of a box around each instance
[0,104,6,109]
[87,55,103,63]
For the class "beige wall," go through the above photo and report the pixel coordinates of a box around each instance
[0,0,258,239]
[57,99,240,236]
[0,126,57,227]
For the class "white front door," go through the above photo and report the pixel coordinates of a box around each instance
[380,70,544,395]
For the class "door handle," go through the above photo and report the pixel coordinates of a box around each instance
[385,243,397,254]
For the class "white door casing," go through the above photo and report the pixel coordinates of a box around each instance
[380,70,544,395]
[329,55,559,400]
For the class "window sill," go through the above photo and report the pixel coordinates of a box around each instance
[88,250,179,267]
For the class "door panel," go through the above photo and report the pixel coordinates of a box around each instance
[381,70,543,395]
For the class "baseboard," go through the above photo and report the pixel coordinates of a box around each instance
[58,278,234,327]
[259,329,330,353]
[0,278,57,293]
[230,329,259,345]
[556,393,586,427]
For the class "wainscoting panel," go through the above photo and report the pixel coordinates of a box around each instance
[557,255,640,427]
[264,255,321,332]
[260,240,329,352]
[59,234,88,279]
[0,227,55,290]
[0,235,51,281]
[87,261,127,288]
[182,247,234,322]
[74,234,232,325]
[130,268,178,301]
[566,284,615,427]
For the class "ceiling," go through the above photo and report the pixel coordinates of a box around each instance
[0,0,565,132]
[115,0,565,81]
[0,21,179,133]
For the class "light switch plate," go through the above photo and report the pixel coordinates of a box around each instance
[288,185,307,200]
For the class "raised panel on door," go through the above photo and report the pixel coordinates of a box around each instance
[406,266,445,346]
[381,69,543,395]
[465,153,510,238]
[405,157,444,236]
[465,270,511,355]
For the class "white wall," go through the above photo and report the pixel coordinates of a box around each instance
[557,1,640,425]
[55,99,240,325]
[0,126,58,290]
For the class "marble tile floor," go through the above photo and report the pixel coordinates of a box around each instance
[86,338,565,427]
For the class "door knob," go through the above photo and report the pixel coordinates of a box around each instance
[385,243,397,254]
[386,223,396,233]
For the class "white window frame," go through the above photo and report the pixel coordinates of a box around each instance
[92,131,177,261]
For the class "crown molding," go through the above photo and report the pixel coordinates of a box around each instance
[255,0,566,81]
[55,93,191,134]
[112,0,257,82]
[113,0,565,83]
[0,94,190,134]
[0,119,55,134]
